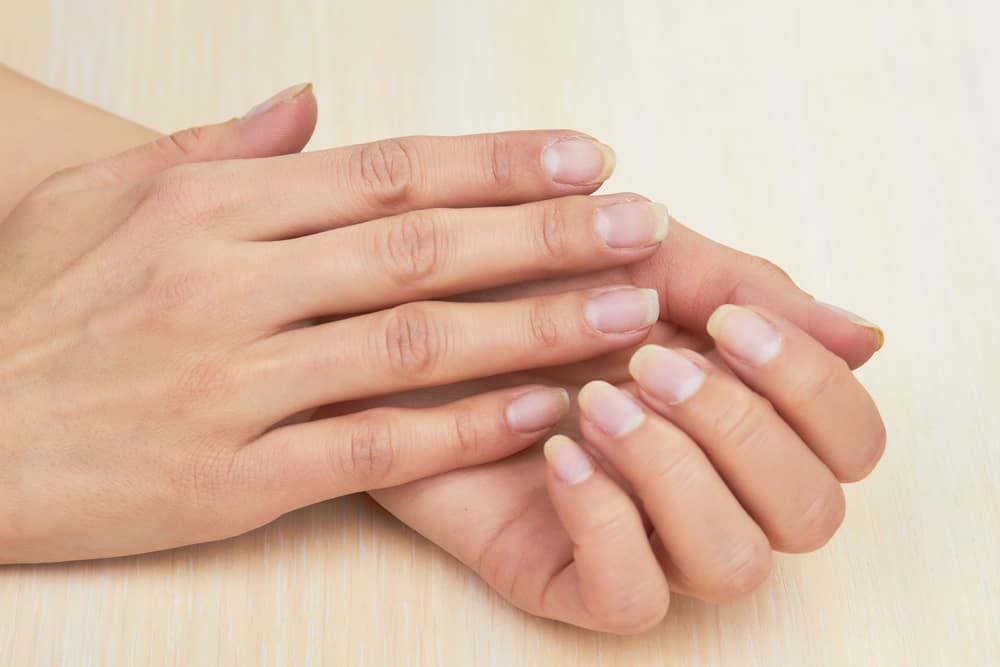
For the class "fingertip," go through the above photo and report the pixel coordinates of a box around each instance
[541,135,617,187]
[505,386,570,434]
[543,435,595,485]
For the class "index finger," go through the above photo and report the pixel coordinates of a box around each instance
[211,130,616,239]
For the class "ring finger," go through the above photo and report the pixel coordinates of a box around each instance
[243,285,660,422]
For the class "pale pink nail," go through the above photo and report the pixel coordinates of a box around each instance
[244,82,311,119]
[541,137,616,185]
[544,435,595,485]
[578,381,646,438]
[628,345,706,404]
[706,305,782,365]
[505,387,570,433]
[594,202,669,249]
[584,288,659,334]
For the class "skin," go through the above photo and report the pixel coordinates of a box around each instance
[0,66,886,633]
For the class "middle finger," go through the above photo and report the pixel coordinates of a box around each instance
[254,193,667,325]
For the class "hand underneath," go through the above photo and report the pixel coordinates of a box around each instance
[369,219,886,634]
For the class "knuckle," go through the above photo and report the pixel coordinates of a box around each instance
[705,538,773,601]
[337,415,396,487]
[746,254,792,283]
[384,211,444,286]
[482,133,514,190]
[137,168,204,227]
[353,138,414,205]
[31,166,83,197]
[451,408,486,461]
[526,300,561,348]
[380,304,444,379]
[787,357,847,411]
[725,255,796,306]
[784,485,846,552]
[172,358,235,404]
[155,126,207,162]
[711,393,768,446]
[643,446,701,495]
[173,441,236,515]
[142,253,215,318]
[536,199,570,262]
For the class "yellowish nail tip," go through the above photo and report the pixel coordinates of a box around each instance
[649,203,670,241]
[628,344,661,381]
[871,326,885,351]
[595,142,617,182]
[640,288,661,326]
[706,303,740,338]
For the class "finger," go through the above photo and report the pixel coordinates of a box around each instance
[630,220,884,369]
[628,345,846,553]
[60,82,318,192]
[575,381,772,601]
[208,130,616,240]
[540,435,669,634]
[705,305,886,482]
[236,386,569,513]
[259,194,668,322]
[246,286,659,421]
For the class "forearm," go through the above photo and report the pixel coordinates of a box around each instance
[0,64,156,217]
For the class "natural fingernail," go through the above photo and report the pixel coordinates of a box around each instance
[542,137,616,185]
[585,287,660,334]
[815,300,885,350]
[543,435,595,485]
[706,304,782,365]
[506,387,570,434]
[578,381,646,438]
[244,82,312,119]
[628,345,706,404]
[595,202,669,249]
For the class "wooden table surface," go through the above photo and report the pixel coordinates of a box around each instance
[2,1,998,665]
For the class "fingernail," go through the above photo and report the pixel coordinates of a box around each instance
[628,345,705,405]
[542,137,616,185]
[543,435,595,485]
[585,287,659,334]
[814,301,885,350]
[505,387,570,434]
[244,82,312,119]
[594,202,669,249]
[706,305,782,365]
[578,381,646,438]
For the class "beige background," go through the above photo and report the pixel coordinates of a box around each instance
[1,1,998,665]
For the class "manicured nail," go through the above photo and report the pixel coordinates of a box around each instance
[594,202,669,249]
[706,305,782,365]
[815,301,885,350]
[505,387,570,434]
[542,137,616,185]
[244,82,312,119]
[584,287,659,334]
[628,345,705,405]
[543,435,595,485]
[578,381,646,438]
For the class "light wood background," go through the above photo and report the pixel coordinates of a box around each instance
[1,1,998,665]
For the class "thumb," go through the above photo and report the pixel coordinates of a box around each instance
[87,82,318,185]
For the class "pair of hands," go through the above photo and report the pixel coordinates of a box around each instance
[0,83,885,633]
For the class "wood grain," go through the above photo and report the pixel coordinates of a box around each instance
[1,1,998,664]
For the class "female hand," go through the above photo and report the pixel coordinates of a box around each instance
[0,84,672,562]
[369,221,886,634]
